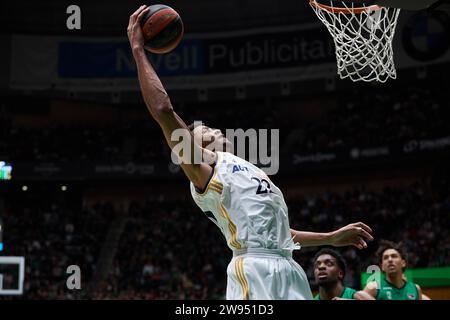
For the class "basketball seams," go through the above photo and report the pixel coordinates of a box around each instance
[141,5,184,54]
[142,8,179,40]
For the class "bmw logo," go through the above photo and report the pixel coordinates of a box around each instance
[402,10,450,61]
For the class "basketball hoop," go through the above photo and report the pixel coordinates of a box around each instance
[309,1,401,82]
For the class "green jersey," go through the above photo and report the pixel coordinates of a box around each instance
[375,277,420,300]
[314,287,357,300]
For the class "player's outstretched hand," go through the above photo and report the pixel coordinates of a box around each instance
[329,222,374,249]
[127,5,150,52]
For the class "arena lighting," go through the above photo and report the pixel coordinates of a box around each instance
[21,186,28,192]
[61,185,68,191]
[0,161,12,181]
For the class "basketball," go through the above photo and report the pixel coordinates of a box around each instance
[140,4,184,54]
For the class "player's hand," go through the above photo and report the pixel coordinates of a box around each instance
[329,222,374,249]
[127,5,150,52]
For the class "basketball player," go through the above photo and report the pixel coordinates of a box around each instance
[313,249,374,300]
[363,240,426,300]
[127,5,374,300]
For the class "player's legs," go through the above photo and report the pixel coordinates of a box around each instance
[226,256,273,300]
[287,259,314,300]
[226,255,313,300]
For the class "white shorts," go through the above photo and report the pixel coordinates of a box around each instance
[226,248,313,300]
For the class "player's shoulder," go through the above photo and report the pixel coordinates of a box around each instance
[218,152,274,184]
[346,287,358,294]
[414,283,422,293]
[405,279,421,290]
[410,283,422,300]
[342,287,357,299]
[217,151,253,173]
[190,153,225,197]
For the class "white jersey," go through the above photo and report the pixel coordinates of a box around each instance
[190,151,297,251]
[190,151,312,300]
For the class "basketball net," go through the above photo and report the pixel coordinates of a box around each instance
[309,1,401,82]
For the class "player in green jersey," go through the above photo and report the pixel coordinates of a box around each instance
[363,240,425,300]
[313,249,373,300]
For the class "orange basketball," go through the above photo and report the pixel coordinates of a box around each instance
[140,4,184,54]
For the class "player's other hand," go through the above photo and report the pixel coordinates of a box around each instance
[329,222,374,249]
[127,5,150,52]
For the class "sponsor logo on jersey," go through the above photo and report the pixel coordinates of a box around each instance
[232,165,249,173]
[407,294,416,300]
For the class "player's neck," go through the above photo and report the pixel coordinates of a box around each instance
[203,149,218,165]
[319,282,344,300]
[385,273,405,288]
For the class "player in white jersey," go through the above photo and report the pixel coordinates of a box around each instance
[128,5,374,300]
[189,148,314,299]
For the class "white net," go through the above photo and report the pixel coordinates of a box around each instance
[310,1,401,82]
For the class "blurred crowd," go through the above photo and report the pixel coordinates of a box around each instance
[0,86,448,164]
[1,193,112,299]
[0,84,449,299]
[2,178,448,300]
[289,87,449,153]
[90,199,228,300]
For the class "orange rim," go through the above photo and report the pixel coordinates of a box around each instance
[309,0,383,14]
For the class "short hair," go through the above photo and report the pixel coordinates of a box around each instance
[376,240,408,266]
[313,248,347,278]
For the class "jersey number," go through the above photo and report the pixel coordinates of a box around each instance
[251,177,274,195]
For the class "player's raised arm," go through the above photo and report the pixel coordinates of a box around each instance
[290,222,374,250]
[127,6,213,189]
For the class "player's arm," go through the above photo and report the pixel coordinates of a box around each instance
[422,293,431,300]
[332,289,376,300]
[362,281,378,299]
[127,6,213,189]
[290,222,374,250]
[353,290,376,300]
[416,284,427,300]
